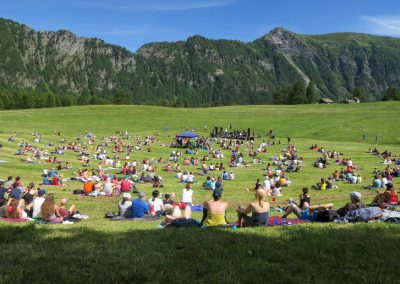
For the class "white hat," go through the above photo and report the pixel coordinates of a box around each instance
[123,193,131,199]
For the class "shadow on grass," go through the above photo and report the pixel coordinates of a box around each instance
[0,223,399,283]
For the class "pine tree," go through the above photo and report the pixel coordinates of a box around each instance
[382,86,399,101]
[306,81,317,103]
[352,87,366,100]
[289,80,306,104]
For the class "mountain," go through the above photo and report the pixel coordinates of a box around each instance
[1,18,400,107]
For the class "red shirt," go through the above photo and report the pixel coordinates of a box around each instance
[121,180,131,192]
[52,177,60,186]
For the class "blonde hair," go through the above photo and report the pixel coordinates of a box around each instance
[41,193,56,221]
[5,199,19,219]
[256,190,267,208]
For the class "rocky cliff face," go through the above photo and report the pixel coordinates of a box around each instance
[1,18,400,105]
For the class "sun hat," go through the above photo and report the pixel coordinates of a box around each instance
[350,191,361,201]
[123,193,131,199]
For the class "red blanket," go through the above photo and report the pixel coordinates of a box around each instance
[268,216,309,226]
[0,217,28,223]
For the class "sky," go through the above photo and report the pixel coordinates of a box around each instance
[1,0,400,52]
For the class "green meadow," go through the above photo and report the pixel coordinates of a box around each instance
[0,102,399,283]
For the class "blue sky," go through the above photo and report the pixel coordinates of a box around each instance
[1,0,400,51]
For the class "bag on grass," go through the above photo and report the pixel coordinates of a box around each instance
[105,212,117,218]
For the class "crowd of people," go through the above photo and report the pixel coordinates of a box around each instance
[0,129,399,228]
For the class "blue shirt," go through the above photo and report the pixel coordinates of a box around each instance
[373,179,382,188]
[0,186,7,198]
[10,188,23,200]
[300,209,319,221]
[131,198,149,218]
[43,177,51,185]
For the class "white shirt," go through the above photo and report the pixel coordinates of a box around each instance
[263,179,271,190]
[186,174,194,183]
[32,197,45,218]
[182,189,193,203]
[148,198,163,212]
[104,182,114,195]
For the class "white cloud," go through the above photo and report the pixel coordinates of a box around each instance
[83,0,233,12]
[147,0,233,11]
[363,16,400,35]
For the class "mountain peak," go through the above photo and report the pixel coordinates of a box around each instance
[269,27,291,35]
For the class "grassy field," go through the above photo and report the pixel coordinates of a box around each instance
[0,102,399,283]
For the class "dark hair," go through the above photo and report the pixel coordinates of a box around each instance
[164,193,171,199]
[152,190,159,201]
[302,187,309,194]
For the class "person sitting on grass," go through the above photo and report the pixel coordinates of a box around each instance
[181,183,193,205]
[336,192,365,217]
[371,182,398,208]
[32,189,47,218]
[0,180,7,206]
[148,190,164,216]
[40,193,63,223]
[236,189,270,227]
[0,198,27,219]
[297,187,311,208]
[312,178,327,190]
[200,188,228,227]
[204,176,213,190]
[83,178,94,194]
[58,198,77,220]
[163,193,175,206]
[118,193,132,218]
[131,192,150,218]
[51,174,61,186]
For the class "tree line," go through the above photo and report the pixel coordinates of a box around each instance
[0,84,399,110]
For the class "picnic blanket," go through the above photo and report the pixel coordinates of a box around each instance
[268,216,309,226]
[110,216,162,221]
[190,205,203,211]
[0,217,28,223]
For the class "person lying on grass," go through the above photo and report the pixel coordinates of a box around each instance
[282,202,334,221]
[336,192,365,217]
[236,189,270,227]
[200,188,228,227]
[162,204,200,227]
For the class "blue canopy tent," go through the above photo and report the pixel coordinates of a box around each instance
[175,131,199,148]
[175,131,199,139]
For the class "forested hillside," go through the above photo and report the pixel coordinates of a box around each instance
[1,18,400,108]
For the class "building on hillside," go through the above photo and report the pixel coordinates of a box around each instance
[318,98,334,104]
[340,97,361,104]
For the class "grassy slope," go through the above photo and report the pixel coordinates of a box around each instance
[0,102,399,283]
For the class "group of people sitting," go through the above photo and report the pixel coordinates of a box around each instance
[0,179,79,223]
